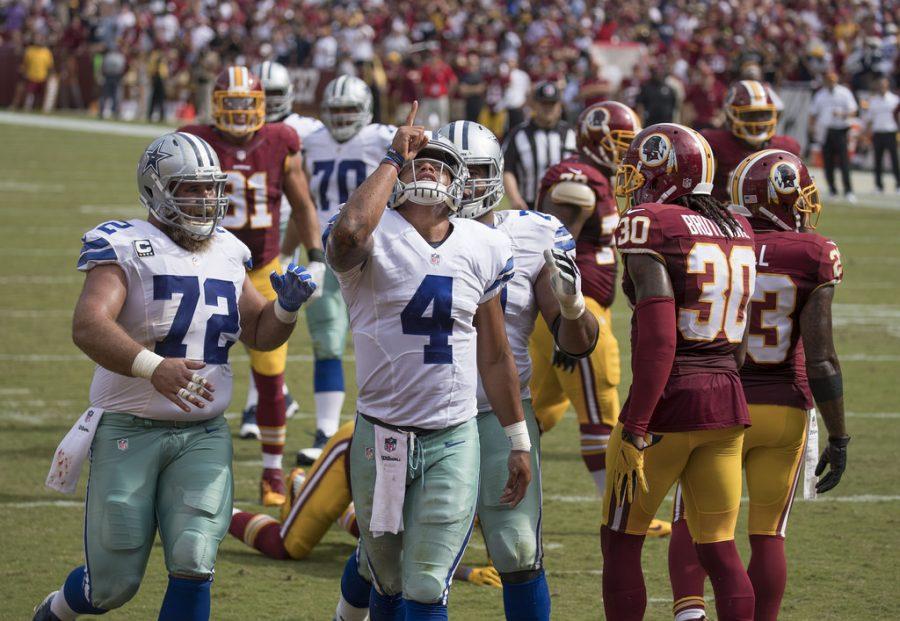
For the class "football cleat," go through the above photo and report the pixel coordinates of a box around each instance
[285,393,299,420]
[296,429,330,466]
[646,518,672,538]
[239,406,260,440]
[261,467,286,507]
[287,467,307,506]
[32,591,61,621]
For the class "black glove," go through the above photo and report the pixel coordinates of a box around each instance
[815,435,850,493]
[552,345,578,373]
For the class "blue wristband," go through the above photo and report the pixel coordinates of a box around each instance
[383,147,405,169]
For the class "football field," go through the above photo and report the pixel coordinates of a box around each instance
[0,115,898,620]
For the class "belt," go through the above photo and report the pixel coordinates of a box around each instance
[102,411,221,429]
[359,412,448,437]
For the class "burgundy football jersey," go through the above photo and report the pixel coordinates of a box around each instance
[617,203,756,432]
[179,123,300,268]
[538,157,619,307]
[702,128,801,202]
[740,220,843,409]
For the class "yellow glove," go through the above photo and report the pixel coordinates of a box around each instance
[612,429,650,506]
[465,565,502,589]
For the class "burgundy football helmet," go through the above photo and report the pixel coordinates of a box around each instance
[729,149,821,230]
[725,80,778,146]
[212,65,266,136]
[576,101,642,172]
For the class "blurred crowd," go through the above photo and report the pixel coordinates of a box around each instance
[3,0,900,139]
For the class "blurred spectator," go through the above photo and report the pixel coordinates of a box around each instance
[312,25,338,71]
[636,65,677,125]
[578,57,611,108]
[18,33,54,111]
[684,70,726,130]
[480,59,509,138]
[810,71,858,201]
[420,50,457,129]
[458,52,486,122]
[147,47,169,122]
[98,43,127,119]
[863,76,900,193]
[503,56,530,130]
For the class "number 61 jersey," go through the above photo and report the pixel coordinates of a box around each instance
[617,203,756,432]
[77,219,252,421]
[328,209,514,430]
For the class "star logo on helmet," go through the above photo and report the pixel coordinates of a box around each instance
[141,142,173,177]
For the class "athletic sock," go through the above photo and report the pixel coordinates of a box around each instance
[747,534,787,621]
[368,590,405,621]
[579,423,611,496]
[228,511,289,560]
[338,503,360,537]
[600,525,647,621]
[157,575,211,621]
[313,358,344,437]
[404,600,448,620]
[335,553,371,620]
[58,566,106,617]
[243,369,258,410]
[501,571,551,621]
[669,518,707,620]
[253,371,286,461]
[695,540,755,621]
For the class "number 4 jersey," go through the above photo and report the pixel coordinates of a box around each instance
[740,223,842,409]
[617,203,757,432]
[328,209,514,429]
[78,219,252,421]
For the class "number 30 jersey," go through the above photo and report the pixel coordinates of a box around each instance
[77,219,252,421]
[740,221,842,409]
[617,203,757,432]
[329,209,514,430]
[304,123,396,232]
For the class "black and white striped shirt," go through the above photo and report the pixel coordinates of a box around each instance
[503,120,576,209]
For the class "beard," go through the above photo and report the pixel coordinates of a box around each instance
[166,224,215,253]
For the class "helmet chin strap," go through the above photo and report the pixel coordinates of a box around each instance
[759,206,794,231]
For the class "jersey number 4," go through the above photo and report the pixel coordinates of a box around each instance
[401,275,454,364]
[153,275,240,364]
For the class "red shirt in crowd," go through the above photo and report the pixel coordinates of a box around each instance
[420,60,456,98]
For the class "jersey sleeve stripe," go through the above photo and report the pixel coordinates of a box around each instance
[80,238,112,252]
[77,248,118,268]
[485,256,515,293]
[555,237,576,252]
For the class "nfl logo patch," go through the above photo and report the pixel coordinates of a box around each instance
[384,437,397,453]
[430,253,441,266]
[117,438,129,452]
[85,409,94,422]
[236,150,247,161]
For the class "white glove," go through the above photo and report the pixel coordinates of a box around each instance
[305,260,326,301]
[544,248,585,320]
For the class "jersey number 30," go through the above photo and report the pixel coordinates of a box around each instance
[401,275,454,364]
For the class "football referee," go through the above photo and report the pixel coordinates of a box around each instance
[503,81,576,211]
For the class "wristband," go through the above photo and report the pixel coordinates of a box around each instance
[383,146,405,170]
[132,348,164,379]
[504,420,532,452]
[273,300,298,324]
[308,248,325,263]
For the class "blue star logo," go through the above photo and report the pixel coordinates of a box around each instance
[142,141,173,176]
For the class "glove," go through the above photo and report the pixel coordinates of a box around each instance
[543,248,584,320]
[465,565,502,589]
[269,262,316,312]
[552,345,578,372]
[305,260,326,301]
[611,429,651,507]
[815,435,850,493]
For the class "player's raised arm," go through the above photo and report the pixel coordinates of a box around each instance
[327,101,428,272]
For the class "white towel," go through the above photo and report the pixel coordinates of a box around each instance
[45,407,103,494]
[370,425,411,537]
[803,408,819,500]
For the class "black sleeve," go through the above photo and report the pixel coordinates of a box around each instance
[502,127,520,174]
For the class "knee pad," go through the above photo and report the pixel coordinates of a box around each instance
[499,568,543,585]
[90,572,143,610]
[403,572,446,605]
[485,527,538,574]
[167,529,214,578]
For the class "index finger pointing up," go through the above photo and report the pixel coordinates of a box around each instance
[405,100,419,127]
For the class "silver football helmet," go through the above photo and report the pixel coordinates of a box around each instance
[391,137,468,212]
[137,132,228,240]
[321,75,373,142]
[254,60,294,122]
[437,121,504,219]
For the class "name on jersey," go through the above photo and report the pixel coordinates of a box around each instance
[681,214,750,239]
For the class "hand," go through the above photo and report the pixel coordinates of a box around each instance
[305,260,326,301]
[269,262,317,311]
[611,429,650,506]
[815,436,850,493]
[465,565,502,589]
[551,345,578,372]
[150,358,215,413]
[544,248,585,319]
[500,448,531,507]
[391,100,429,161]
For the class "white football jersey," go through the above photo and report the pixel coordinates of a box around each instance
[304,123,396,232]
[77,219,251,421]
[279,113,326,229]
[475,210,574,411]
[330,209,514,429]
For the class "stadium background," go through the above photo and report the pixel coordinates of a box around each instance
[2,1,900,619]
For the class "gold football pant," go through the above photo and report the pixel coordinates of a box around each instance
[246,256,288,376]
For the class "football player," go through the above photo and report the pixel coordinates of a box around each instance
[180,65,324,506]
[290,75,397,466]
[602,123,757,621]
[32,133,315,621]
[326,103,531,619]
[667,150,848,621]
[434,120,601,620]
[702,80,800,202]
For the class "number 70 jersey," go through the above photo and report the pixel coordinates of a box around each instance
[329,209,514,430]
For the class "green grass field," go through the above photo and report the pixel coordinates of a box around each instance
[0,116,898,620]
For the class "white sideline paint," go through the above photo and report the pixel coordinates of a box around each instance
[0,111,170,138]
[0,275,82,285]
[0,179,65,193]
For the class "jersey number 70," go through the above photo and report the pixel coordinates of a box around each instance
[401,275,454,364]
